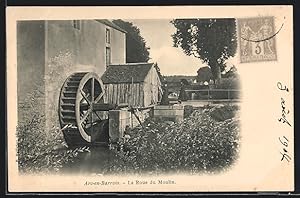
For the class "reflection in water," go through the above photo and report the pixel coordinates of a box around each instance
[60,146,116,176]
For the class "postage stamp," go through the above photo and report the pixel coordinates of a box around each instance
[237,16,277,63]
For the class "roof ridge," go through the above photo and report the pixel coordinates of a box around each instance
[95,19,127,33]
[109,62,154,66]
[101,62,155,84]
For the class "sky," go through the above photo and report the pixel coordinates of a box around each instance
[127,19,205,76]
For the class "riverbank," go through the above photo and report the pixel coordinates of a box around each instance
[18,104,240,175]
[99,105,240,175]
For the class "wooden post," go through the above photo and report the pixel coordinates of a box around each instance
[228,90,230,100]
[131,77,133,128]
[208,89,210,105]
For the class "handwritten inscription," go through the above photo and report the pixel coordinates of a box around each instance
[277,82,289,92]
[279,136,291,162]
[278,98,291,127]
[277,82,291,163]
[277,82,291,127]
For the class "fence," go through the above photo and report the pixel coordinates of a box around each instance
[184,89,241,101]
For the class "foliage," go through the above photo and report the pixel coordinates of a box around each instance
[178,85,188,101]
[222,65,239,78]
[197,66,213,83]
[208,78,240,99]
[215,77,240,90]
[105,106,240,175]
[171,19,237,80]
[164,75,196,83]
[112,19,150,63]
[17,51,88,174]
[208,105,239,122]
[183,105,194,118]
[180,79,190,85]
[17,116,83,174]
[160,85,170,105]
[16,85,81,174]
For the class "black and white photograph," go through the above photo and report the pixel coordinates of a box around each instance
[6,6,293,192]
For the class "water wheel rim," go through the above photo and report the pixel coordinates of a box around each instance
[58,76,70,128]
[75,72,104,143]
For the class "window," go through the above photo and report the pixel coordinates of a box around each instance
[105,28,110,44]
[106,47,111,66]
[73,20,81,30]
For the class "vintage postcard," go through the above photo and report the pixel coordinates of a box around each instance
[6,6,294,192]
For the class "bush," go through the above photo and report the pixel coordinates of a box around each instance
[184,105,194,118]
[17,51,87,174]
[215,77,240,90]
[17,106,91,174]
[17,115,80,174]
[17,87,82,174]
[104,106,240,175]
[209,105,239,122]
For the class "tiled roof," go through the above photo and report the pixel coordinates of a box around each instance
[96,19,127,33]
[101,63,154,84]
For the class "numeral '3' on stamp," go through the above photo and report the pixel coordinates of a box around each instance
[238,17,277,63]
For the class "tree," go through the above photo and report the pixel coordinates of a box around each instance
[178,81,188,101]
[180,79,190,85]
[222,65,239,78]
[197,66,213,83]
[160,84,170,105]
[171,19,237,82]
[112,19,150,63]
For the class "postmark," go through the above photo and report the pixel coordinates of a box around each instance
[237,16,277,63]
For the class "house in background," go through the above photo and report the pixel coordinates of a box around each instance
[17,19,126,130]
[101,63,163,107]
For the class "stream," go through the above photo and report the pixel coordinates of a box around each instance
[60,146,117,175]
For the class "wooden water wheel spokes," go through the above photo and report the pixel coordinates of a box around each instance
[59,72,106,145]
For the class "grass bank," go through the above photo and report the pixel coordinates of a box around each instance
[103,105,240,175]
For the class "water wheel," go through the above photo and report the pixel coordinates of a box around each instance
[59,72,109,146]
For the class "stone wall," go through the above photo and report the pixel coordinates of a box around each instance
[153,105,184,122]
[109,108,151,143]
[17,21,46,124]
